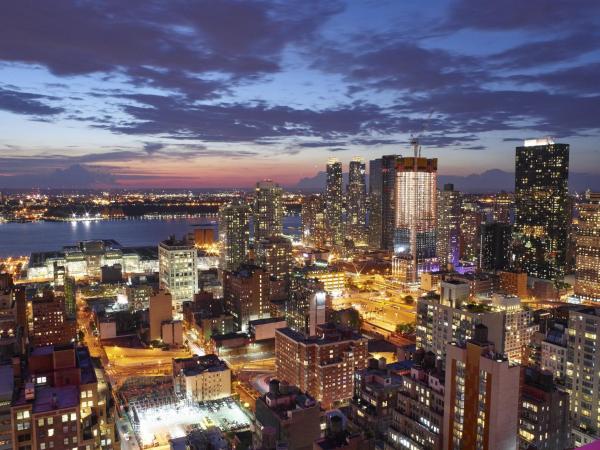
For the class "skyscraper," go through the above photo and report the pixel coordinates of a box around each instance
[255,235,293,281]
[513,138,569,280]
[254,179,283,241]
[460,202,484,263]
[218,200,251,272]
[325,158,344,246]
[574,191,600,301]
[394,156,438,282]
[381,155,399,251]
[159,235,198,310]
[346,157,367,244]
[566,307,600,446]
[223,264,270,331]
[301,194,327,248]
[368,158,383,249]
[479,222,512,272]
[437,183,461,269]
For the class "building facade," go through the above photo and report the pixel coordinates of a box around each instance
[159,236,198,309]
[301,195,327,248]
[223,264,270,331]
[254,180,283,242]
[368,158,383,249]
[347,157,367,245]
[325,158,344,246]
[218,200,251,272]
[574,192,600,301]
[513,138,569,280]
[394,157,438,282]
[437,184,461,270]
[479,222,512,272]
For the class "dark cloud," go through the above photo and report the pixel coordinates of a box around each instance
[459,145,486,151]
[511,62,600,95]
[443,0,600,31]
[0,0,343,98]
[296,141,347,148]
[0,87,63,116]
[328,147,348,152]
[143,142,165,154]
[351,138,401,146]
[0,164,116,189]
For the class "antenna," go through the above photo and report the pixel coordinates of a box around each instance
[409,110,434,158]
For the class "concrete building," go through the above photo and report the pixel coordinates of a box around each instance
[253,379,321,450]
[285,274,327,336]
[255,235,293,282]
[518,367,570,450]
[574,192,600,301]
[416,291,536,365]
[10,345,115,450]
[218,200,251,272]
[303,265,345,297]
[385,355,445,450]
[172,354,231,402]
[566,307,600,446]
[302,195,327,248]
[499,271,528,298]
[443,326,520,450]
[394,157,438,283]
[149,290,172,341]
[275,324,368,409]
[349,358,402,440]
[159,236,198,310]
[223,264,270,331]
[459,204,484,264]
[513,138,569,280]
[540,325,568,384]
[31,291,76,347]
[254,180,284,242]
[161,320,183,346]
[437,184,461,270]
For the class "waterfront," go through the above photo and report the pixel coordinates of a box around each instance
[0,216,301,257]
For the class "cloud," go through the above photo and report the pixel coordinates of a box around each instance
[0,164,116,189]
[0,86,64,116]
[296,141,347,148]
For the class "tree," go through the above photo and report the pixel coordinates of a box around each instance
[403,295,414,305]
[395,323,415,335]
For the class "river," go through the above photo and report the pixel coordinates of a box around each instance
[0,216,302,257]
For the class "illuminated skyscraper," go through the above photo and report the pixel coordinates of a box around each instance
[254,179,283,241]
[574,192,600,301]
[381,155,399,251]
[437,183,461,269]
[368,158,383,248]
[255,235,293,281]
[346,157,367,244]
[460,202,484,263]
[159,236,198,310]
[394,156,438,282]
[513,138,569,280]
[301,194,327,248]
[218,200,251,272]
[325,158,344,246]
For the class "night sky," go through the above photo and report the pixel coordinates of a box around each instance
[1,0,599,189]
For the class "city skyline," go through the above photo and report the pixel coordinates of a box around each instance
[1,1,600,189]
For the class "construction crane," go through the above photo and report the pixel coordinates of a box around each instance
[409,110,434,158]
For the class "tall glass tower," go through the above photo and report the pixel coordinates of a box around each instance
[254,179,283,241]
[437,183,461,269]
[513,138,569,280]
[218,200,251,271]
[325,158,344,246]
[347,157,367,244]
[394,157,438,282]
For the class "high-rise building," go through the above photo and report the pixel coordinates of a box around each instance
[223,264,270,331]
[479,222,512,272]
[513,138,569,280]
[218,200,251,272]
[416,288,537,364]
[381,155,399,251]
[159,235,198,310]
[437,183,461,269]
[149,290,172,341]
[499,270,528,298]
[394,157,438,282]
[368,158,383,249]
[275,323,368,409]
[11,345,116,450]
[301,194,327,248]
[350,357,402,440]
[0,364,13,450]
[385,357,445,450]
[443,325,520,450]
[31,291,77,347]
[460,202,484,263]
[253,379,321,450]
[574,192,600,301]
[518,367,570,450]
[566,307,600,446]
[254,180,283,242]
[255,235,293,281]
[347,157,367,245]
[325,158,344,246]
[285,274,327,336]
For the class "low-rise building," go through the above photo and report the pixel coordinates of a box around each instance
[172,354,231,402]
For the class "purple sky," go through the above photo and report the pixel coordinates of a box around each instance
[0,0,599,189]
